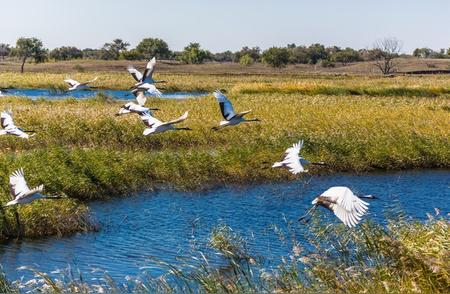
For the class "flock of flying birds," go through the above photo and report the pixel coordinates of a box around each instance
[0,57,376,229]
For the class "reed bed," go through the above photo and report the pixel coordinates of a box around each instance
[0,94,448,198]
[1,72,449,96]
[6,213,449,293]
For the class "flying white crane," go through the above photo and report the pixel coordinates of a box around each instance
[212,90,260,130]
[64,77,98,91]
[0,110,35,139]
[128,57,166,85]
[140,111,191,135]
[128,57,165,96]
[272,140,325,174]
[131,83,162,97]
[299,186,376,228]
[4,168,61,207]
[116,90,159,116]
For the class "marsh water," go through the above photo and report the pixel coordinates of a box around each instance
[0,170,448,282]
[0,88,207,100]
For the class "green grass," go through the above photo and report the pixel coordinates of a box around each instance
[7,213,449,293]
[1,72,449,97]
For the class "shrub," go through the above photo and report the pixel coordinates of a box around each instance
[262,47,289,67]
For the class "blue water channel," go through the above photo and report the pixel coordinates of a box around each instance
[0,170,448,283]
[0,88,207,100]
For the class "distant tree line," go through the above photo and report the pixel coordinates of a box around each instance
[1,37,449,73]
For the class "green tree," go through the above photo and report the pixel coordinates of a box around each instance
[306,43,328,64]
[413,48,433,58]
[49,46,83,61]
[136,38,171,59]
[13,37,47,73]
[239,54,254,66]
[213,50,235,62]
[333,48,362,65]
[0,43,11,60]
[234,46,260,62]
[287,45,309,64]
[179,42,211,64]
[120,49,143,60]
[82,48,101,59]
[261,47,289,67]
[100,39,129,60]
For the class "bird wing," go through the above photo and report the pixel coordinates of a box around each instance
[281,140,306,174]
[163,111,189,125]
[214,90,235,120]
[7,128,29,138]
[80,76,98,85]
[330,204,362,228]
[9,168,31,199]
[141,57,156,83]
[234,110,252,118]
[133,90,147,106]
[144,84,162,97]
[127,65,143,82]
[140,112,162,128]
[64,79,80,87]
[1,110,16,129]
[321,186,369,227]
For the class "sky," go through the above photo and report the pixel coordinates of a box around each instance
[1,0,449,53]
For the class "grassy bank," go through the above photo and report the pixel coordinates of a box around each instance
[6,213,449,293]
[0,94,448,198]
[1,72,449,97]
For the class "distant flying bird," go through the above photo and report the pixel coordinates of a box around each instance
[299,186,376,228]
[131,82,162,97]
[140,111,191,135]
[127,57,166,85]
[0,110,35,139]
[4,168,61,207]
[64,77,98,91]
[272,140,326,174]
[116,90,159,116]
[128,57,165,96]
[212,89,260,130]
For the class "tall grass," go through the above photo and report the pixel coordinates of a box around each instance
[0,94,448,199]
[8,213,449,293]
[1,72,449,96]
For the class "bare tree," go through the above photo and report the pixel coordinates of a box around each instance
[371,38,402,75]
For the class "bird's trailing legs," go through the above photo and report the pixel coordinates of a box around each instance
[13,208,22,239]
[310,161,327,166]
[298,205,318,224]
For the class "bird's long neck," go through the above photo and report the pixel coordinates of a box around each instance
[358,194,376,199]
[244,118,259,122]
[175,127,191,131]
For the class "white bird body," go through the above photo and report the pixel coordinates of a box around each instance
[132,83,162,97]
[128,57,157,85]
[212,90,259,130]
[128,57,165,97]
[116,90,159,116]
[117,102,151,115]
[311,186,371,228]
[273,140,310,174]
[64,77,98,91]
[0,110,35,139]
[141,111,190,135]
[4,168,45,207]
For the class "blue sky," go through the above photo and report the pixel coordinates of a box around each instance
[2,0,449,53]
